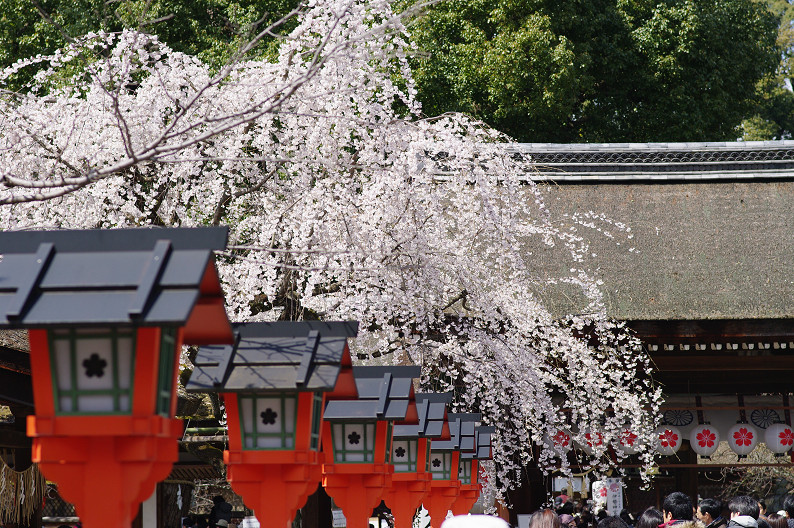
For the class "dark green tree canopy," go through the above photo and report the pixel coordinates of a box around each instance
[0,0,296,81]
[408,0,781,142]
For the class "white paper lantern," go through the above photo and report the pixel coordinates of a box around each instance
[764,423,794,455]
[689,424,720,457]
[655,426,682,456]
[727,423,759,457]
[551,429,572,453]
[617,428,640,455]
[579,431,606,455]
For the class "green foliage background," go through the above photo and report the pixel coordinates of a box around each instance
[408,0,781,142]
[1,0,792,141]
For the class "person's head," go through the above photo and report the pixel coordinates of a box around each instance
[759,501,767,516]
[529,509,563,528]
[663,492,694,522]
[698,499,723,525]
[783,496,794,518]
[728,496,760,520]
[598,517,629,528]
[213,496,226,505]
[765,513,787,528]
[636,508,664,528]
[620,510,634,526]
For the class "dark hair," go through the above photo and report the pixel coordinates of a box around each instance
[212,496,225,505]
[598,517,629,528]
[784,496,794,518]
[559,503,576,516]
[759,500,767,511]
[728,496,760,520]
[766,513,788,528]
[699,499,722,520]
[636,508,664,528]
[663,492,694,521]
[529,509,563,528]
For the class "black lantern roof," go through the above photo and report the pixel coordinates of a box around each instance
[393,392,452,439]
[431,412,481,452]
[0,227,231,342]
[186,321,359,392]
[323,365,421,422]
[462,426,495,460]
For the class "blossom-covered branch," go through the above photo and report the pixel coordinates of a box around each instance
[0,0,661,502]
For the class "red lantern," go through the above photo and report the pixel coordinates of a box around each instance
[322,366,421,528]
[187,322,358,528]
[385,393,452,528]
[728,423,759,457]
[425,413,480,528]
[689,424,720,457]
[764,423,794,456]
[451,426,494,516]
[655,426,682,456]
[1,228,234,528]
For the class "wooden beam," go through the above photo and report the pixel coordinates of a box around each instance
[653,355,794,371]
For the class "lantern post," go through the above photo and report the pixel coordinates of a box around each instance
[386,392,452,528]
[322,365,421,528]
[186,321,358,528]
[451,426,494,516]
[0,228,233,528]
[424,412,480,528]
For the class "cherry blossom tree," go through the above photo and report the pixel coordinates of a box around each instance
[0,0,661,500]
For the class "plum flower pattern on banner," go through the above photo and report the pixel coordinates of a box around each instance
[697,429,716,448]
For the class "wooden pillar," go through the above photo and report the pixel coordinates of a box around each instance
[673,441,699,507]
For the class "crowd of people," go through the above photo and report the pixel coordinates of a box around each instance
[528,493,794,528]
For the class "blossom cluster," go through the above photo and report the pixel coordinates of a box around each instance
[0,0,661,500]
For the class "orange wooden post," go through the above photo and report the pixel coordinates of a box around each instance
[385,393,453,528]
[322,366,421,528]
[0,228,234,528]
[186,321,360,528]
[451,426,494,516]
[424,413,482,528]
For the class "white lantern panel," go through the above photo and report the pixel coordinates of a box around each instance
[764,423,794,454]
[392,439,417,473]
[429,451,453,480]
[728,423,759,456]
[689,425,720,457]
[333,422,376,462]
[51,329,134,414]
[655,426,682,456]
[239,395,297,449]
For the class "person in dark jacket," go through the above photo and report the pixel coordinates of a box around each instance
[726,496,759,528]
[209,496,232,528]
[783,496,794,528]
[698,499,728,528]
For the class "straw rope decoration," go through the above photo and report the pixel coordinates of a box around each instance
[0,454,45,525]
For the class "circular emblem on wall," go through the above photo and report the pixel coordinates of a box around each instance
[663,410,694,427]
[751,409,781,429]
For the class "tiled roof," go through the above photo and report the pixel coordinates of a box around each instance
[511,141,794,181]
